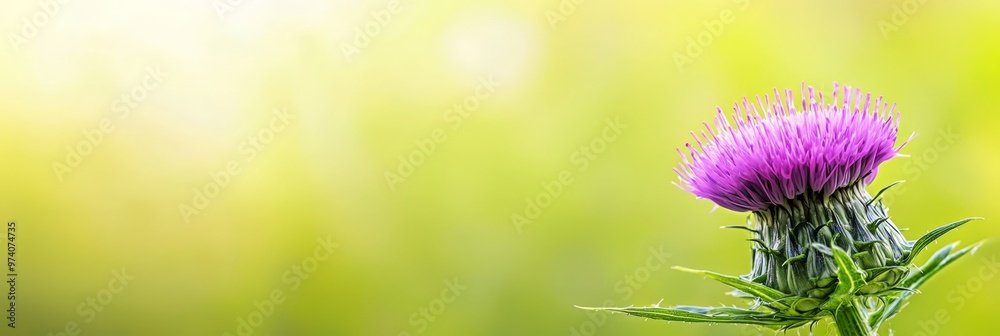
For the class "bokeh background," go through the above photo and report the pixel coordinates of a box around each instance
[2,0,999,335]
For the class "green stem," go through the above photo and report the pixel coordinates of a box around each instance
[833,299,874,336]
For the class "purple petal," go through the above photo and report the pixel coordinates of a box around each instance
[675,83,901,212]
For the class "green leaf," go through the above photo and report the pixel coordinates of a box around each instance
[672,266,790,309]
[673,306,771,316]
[906,242,982,289]
[870,241,983,330]
[901,217,982,265]
[870,242,955,329]
[575,306,808,328]
[829,246,867,299]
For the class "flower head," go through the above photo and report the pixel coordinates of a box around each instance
[675,83,907,212]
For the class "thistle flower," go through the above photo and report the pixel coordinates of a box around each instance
[674,83,902,213]
[675,83,915,298]
[580,83,983,336]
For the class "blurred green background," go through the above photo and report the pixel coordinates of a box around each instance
[1,0,999,335]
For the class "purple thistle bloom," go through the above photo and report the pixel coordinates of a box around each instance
[675,83,909,212]
[583,81,982,336]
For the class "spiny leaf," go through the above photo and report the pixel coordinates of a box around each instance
[673,306,772,316]
[871,242,957,328]
[871,241,983,330]
[902,217,982,265]
[673,266,790,309]
[575,306,808,328]
[903,242,983,289]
